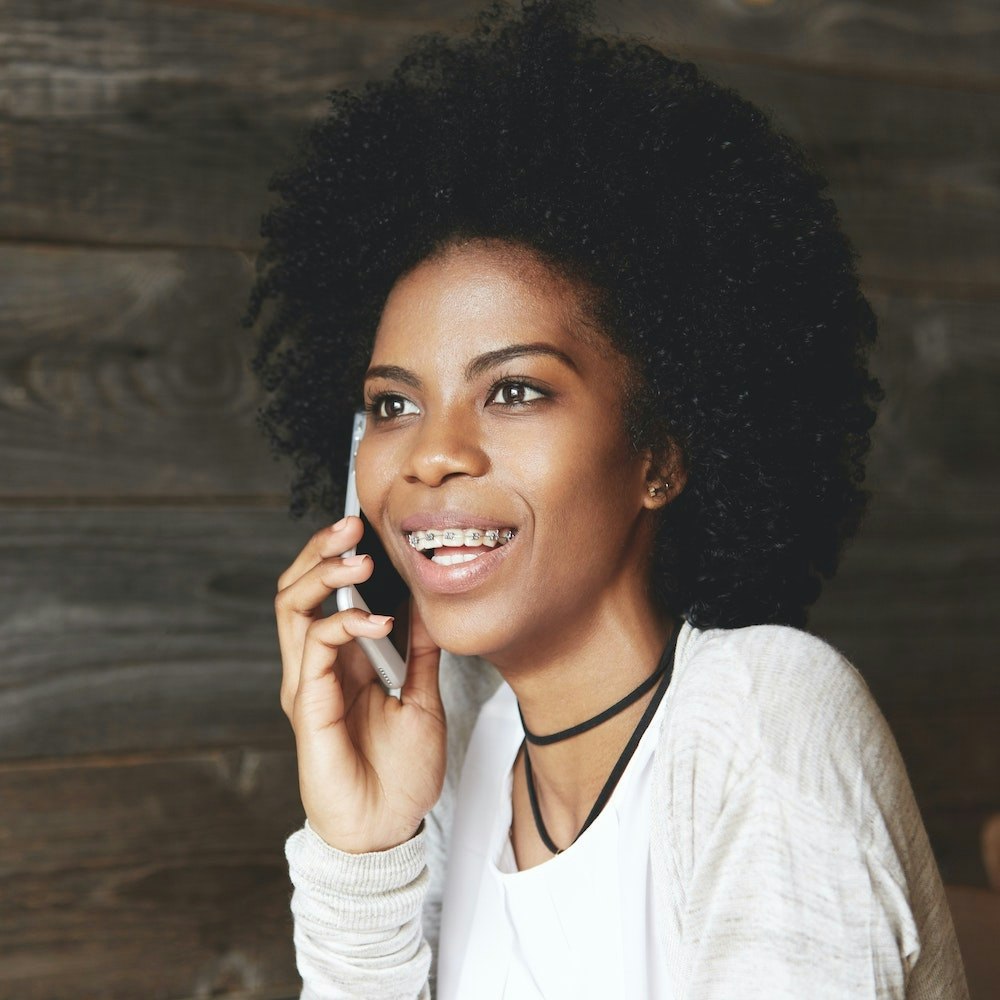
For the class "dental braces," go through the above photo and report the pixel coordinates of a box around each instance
[408,528,515,547]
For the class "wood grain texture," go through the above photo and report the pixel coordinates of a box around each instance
[0,246,291,498]
[1,0,997,297]
[0,507,314,761]
[945,884,1000,1000]
[0,0,434,248]
[691,62,1000,295]
[608,0,1000,88]
[0,750,302,999]
[864,293,1000,503]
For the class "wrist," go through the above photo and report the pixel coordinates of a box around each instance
[307,817,425,855]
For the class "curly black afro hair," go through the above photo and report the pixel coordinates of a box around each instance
[243,0,883,630]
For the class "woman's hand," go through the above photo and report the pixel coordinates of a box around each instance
[275,516,446,854]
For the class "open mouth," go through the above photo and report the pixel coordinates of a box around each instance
[405,527,517,566]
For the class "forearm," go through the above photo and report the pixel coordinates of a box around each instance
[285,821,432,1000]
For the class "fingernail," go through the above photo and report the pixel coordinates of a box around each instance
[330,517,348,532]
[367,614,393,626]
[343,554,369,566]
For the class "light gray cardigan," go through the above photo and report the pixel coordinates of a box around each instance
[285,621,969,999]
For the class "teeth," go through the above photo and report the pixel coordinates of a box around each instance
[406,527,516,551]
[431,552,482,566]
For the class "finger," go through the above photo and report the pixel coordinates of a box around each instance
[293,609,395,728]
[277,516,364,593]
[329,638,385,718]
[400,598,443,718]
[276,554,375,716]
[275,552,374,630]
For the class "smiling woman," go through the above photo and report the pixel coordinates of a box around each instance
[243,1,968,998]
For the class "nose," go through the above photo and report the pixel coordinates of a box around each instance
[401,409,489,487]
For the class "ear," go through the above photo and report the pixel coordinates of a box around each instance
[641,437,688,511]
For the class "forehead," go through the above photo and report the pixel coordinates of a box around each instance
[371,241,603,363]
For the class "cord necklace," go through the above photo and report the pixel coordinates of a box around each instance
[517,623,679,856]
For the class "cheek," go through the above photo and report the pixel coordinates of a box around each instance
[355,441,393,523]
[508,427,641,538]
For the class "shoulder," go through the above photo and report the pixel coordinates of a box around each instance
[668,620,884,758]
[673,619,869,704]
[656,621,907,845]
[650,625,965,996]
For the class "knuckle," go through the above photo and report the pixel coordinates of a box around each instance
[305,616,337,647]
[320,561,347,588]
[274,586,300,617]
[311,526,332,552]
[338,608,366,629]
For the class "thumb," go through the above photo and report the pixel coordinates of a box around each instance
[401,597,442,714]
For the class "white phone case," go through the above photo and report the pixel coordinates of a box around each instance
[335,411,408,691]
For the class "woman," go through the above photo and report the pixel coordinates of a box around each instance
[244,2,968,997]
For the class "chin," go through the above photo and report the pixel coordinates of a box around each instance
[417,598,510,661]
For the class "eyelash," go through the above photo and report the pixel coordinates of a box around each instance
[363,394,417,423]
[486,375,548,408]
[364,376,549,423]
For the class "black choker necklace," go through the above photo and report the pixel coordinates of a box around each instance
[517,643,673,745]
[518,624,680,856]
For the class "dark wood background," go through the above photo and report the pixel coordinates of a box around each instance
[1,1,997,996]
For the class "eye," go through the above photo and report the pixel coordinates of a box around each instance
[368,394,420,421]
[488,380,546,406]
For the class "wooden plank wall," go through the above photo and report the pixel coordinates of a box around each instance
[1,1,996,995]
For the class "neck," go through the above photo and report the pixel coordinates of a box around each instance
[492,595,675,839]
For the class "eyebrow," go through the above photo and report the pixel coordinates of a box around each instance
[364,342,579,387]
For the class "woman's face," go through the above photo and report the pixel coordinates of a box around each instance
[357,242,660,663]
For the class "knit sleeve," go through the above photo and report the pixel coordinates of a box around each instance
[285,820,431,1000]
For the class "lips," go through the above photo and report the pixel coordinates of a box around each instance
[396,509,520,595]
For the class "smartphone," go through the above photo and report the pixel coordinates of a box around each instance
[335,411,409,691]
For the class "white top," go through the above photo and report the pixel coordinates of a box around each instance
[436,680,673,1000]
[284,621,970,1000]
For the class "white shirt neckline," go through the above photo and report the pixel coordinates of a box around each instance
[438,674,675,1000]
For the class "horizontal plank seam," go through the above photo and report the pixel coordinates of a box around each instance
[0,234,260,255]
[163,0,453,32]
[0,495,293,508]
[675,42,1000,96]
[0,744,294,773]
[3,853,289,876]
[1,239,998,303]
[860,274,1000,303]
